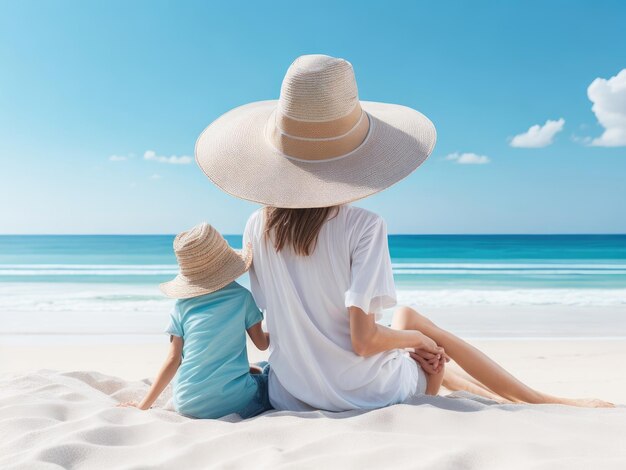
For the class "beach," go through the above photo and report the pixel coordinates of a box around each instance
[3,335,626,404]
[4,1,626,467]
[1,234,626,468]
[2,335,626,469]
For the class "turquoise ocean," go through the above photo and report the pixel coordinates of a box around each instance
[1,235,625,339]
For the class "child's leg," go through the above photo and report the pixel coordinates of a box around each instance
[392,306,613,408]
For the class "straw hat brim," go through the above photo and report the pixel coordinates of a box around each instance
[195,100,436,208]
[159,245,252,299]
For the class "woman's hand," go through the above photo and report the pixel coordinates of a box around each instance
[408,332,449,374]
[415,332,450,361]
[416,331,437,353]
[409,348,447,375]
[410,352,439,375]
[415,331,448,358]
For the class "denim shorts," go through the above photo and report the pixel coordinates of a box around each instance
[237,361,273,419]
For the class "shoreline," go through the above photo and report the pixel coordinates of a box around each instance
[2,296,626,336]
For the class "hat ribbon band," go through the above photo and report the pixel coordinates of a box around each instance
[275,103,363,139]
[268,111,370,161]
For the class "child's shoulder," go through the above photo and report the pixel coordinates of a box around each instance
[211,282,256,306]
[222,280,250,294]
[211,283,259,322]
[228,282,256,304]
[174,283,255,320]
[177,282,251,304]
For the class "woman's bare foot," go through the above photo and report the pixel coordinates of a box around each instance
[557,397,615,408]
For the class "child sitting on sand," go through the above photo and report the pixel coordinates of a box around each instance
[119,222,271,419]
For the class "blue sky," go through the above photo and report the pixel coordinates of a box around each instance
[1,0,625,234]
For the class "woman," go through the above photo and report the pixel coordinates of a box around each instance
[196,54,612,410]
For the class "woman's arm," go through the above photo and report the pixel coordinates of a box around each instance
[349,306,442,357]
[122,336,183,410]
[247,321,270,351]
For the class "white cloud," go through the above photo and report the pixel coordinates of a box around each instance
[587,69,626,147]
[108,155,127,162]
[144,150,192,164]
[571,134,592,145]
[445,152,490,165]
[510,118,565,148]
[150,174,162,180]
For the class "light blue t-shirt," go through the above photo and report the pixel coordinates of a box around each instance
[166,281,263,419]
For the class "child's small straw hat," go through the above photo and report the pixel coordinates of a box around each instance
[195,54,436,208]
[160,223,252,299]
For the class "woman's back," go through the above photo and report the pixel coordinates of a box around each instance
[244,205,419,411]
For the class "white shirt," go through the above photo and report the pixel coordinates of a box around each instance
[244,205,419,412]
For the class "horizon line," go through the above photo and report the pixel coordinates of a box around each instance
[1,233,626,237]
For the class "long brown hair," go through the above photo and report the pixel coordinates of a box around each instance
[264,206,339,256]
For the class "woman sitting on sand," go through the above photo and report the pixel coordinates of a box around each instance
[195,54,612,410]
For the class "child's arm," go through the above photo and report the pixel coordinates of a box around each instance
[247,321,269,351]
[120,335,183,410]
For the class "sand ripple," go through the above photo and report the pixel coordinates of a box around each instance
[1,370,625,469]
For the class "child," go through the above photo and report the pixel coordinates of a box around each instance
[120,222,271,419]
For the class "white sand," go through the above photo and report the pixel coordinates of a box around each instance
[1,339,626,469]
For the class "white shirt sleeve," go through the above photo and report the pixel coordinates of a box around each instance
[344,215,397,320]
[243,210,267,310]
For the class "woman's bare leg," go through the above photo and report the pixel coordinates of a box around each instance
[446,364,511,398]
[394,316,501,399]
[442,369,511,403]
[393,306,613,408]
[424,363,445,395]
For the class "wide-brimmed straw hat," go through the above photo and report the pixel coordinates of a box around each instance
[160,223,252,299]
[195,54,436,208]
